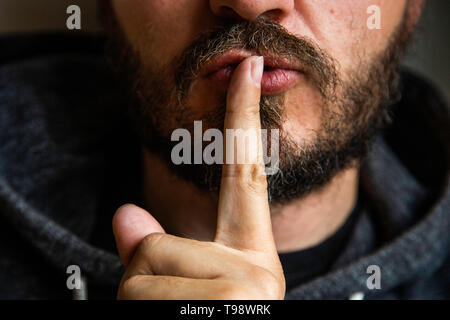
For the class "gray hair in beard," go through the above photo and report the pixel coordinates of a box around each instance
[106,19,409,205]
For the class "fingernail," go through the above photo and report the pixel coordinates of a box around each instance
[251,56,264,87]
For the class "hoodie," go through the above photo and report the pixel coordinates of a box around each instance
[0,33,449,300]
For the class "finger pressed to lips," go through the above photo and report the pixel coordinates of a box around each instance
[114,56,285,300]
[215,56,276,253]
[203,49,302,95]
[113,57,275,258]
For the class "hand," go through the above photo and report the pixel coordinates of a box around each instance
[112,56,285,300]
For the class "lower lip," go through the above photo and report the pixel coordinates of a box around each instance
[208,66,301,95]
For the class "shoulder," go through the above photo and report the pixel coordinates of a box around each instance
[0,33,106,65]
[0,33,129,183]
[0,33,127,142]
[383,69,450,188]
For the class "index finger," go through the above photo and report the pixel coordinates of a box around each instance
[215,56,276,253]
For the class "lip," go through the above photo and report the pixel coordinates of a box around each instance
[200,49,303,95]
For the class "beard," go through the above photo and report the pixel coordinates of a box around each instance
[106,18,410,205]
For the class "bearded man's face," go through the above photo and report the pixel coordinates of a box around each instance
[103,0,418,204]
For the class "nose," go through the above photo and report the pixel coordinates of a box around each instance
[209,0,294,22]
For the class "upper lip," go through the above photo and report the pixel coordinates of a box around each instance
[200,49,303,77]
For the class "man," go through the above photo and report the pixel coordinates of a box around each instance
[0,0,448,299]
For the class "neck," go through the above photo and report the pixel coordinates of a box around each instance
[141,149,359,252]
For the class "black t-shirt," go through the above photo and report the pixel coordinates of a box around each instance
[279,198,361,291]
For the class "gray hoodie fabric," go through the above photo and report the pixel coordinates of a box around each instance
[0,34,449,300]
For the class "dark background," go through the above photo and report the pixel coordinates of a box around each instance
[0,0,448,103]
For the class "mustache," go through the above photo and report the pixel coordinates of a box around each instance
[173,19,338,102]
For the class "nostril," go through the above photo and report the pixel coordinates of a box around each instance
[217,6,241,20]
[260,9,285,23]
[210,2,289,23]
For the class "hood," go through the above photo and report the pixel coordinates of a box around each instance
[0,33,449,299]
[287,70,450,299]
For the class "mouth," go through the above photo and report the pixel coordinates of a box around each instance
[200,49,303,95]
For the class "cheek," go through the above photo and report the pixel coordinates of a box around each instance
[357,0,407,55]
[282,84,324,143]
[112,0,215,68]
[292,0,406,74]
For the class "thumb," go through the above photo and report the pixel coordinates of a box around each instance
[112,204,165,266]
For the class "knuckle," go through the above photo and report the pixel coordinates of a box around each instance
[225,104,259,119]
[140,232,166,253]
[250,164,267,188]
[134,233,167,265]
[223,164,248,180]
[242,107,260,120]
[118,275,146,299]
[235,165,267,194]
[219,284,251,300]
[248,266,283,299]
